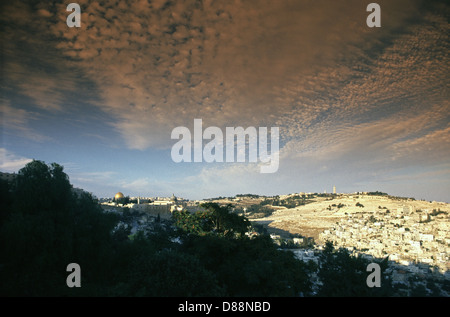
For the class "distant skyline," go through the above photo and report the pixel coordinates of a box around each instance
[1,0,449,202]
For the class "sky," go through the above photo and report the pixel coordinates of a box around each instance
[1,0,449,202]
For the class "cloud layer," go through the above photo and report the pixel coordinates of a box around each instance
[1,0,449,201]
[0,148,32,172]
[4,0,431,146]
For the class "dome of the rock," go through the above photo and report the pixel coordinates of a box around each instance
[114,192,124,200]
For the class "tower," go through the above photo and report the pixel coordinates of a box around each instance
[333,186,336,194]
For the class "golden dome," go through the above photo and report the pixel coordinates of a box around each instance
[114,192,124,200]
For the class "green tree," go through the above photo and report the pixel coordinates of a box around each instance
[173,203,250,238]
[199,203,250,237]
[11,160,73,216]
[182,234,313,296]
[172,209,207,235]
[0,178,13,227]
[116,248,225,296]
[0,160,119,296]
[316,241,394,296]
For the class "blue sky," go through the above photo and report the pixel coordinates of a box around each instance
[1,0,449,202]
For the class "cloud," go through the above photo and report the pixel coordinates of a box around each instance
[275,7,450,174]
[0,100,50,142]
[390,123,450,165]
[121,177,152,190]
[277,107,450,184]
[0,148,32,172]
[68,168,175,198]
[0,6,71,113]
[24,0,424,150]
[1,0,449,201]
[3,0,442,149]
[69,170,117,184]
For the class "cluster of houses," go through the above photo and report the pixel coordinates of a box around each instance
[101,192,204,219]
[318,203,449,291]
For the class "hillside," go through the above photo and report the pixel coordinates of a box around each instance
[249,194,449,242]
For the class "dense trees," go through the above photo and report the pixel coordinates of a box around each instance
[367,191,388,196]
[317,241,395,296]
[0,178,13,227]
[171,203,313,296]
[181,234,314,296]
[0,160,118,296]
[172,203,251,237]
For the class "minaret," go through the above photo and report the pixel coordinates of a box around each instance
[333,186,336,194]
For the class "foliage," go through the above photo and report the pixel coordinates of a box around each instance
[367,191,388,196]
[181,234,313,296]
[244,203,273,216]
[316,241,395,297]
[430,209,447,216]
[173,203,250,238]
[0,160,118,296]
[172,209,209,235]
[236,194,260,198]
[109,233,225,297]
[114,196,130,205]
[0,178,13,227]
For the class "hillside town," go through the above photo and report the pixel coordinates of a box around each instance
[318,203,448,274]
[95,187,449,295]
[248,192,450,295]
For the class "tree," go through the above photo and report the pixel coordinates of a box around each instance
[116,248,225,296]
[0,160,119,296]
[198,203,250,237]
[12,160,72,215]
[316,241,394,296]
[173,203,250,238]
[181,234,313,296]
[114,195,130,205]
[0,178,13,227]
[172,209,207,235]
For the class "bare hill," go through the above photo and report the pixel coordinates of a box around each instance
[250,195,449,242]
